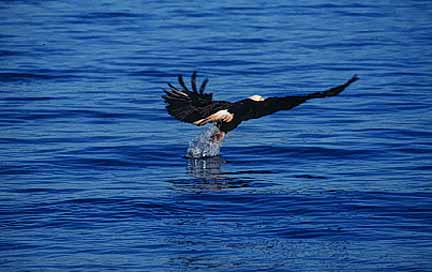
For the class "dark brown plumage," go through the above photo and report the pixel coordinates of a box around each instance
[162,72,359,140]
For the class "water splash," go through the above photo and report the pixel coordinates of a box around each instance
[186,126,224,158]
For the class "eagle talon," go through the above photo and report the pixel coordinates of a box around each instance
[211,131,225,143]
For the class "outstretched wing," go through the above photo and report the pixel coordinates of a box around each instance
[162,72,232,124]
[244,75,359,120]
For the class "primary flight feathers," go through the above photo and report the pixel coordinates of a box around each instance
[162,72,359,135]
[163,72,232,125]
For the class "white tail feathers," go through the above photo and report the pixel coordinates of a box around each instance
[193,109,234,126]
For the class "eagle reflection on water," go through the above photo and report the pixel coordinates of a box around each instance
[184,156,252,191]
[187,156,226,180]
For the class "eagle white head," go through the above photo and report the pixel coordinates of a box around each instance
[248,95,265,102]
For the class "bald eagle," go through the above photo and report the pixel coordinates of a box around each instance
[163,72,359,142]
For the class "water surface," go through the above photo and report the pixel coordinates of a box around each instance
[1,1,432,271]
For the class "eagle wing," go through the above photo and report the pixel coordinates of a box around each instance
[245,75,359,120]
[162,72,232,125]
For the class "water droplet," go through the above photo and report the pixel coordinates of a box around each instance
[186,126,224,158]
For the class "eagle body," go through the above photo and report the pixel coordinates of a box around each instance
[162,72,359,141]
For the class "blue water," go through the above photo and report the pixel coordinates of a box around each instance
[1,1,432,271]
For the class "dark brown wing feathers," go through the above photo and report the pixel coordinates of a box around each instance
[162,72,232,124]
[199,78,208,94]
[305,74,359,99]
[246,74,359,120]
